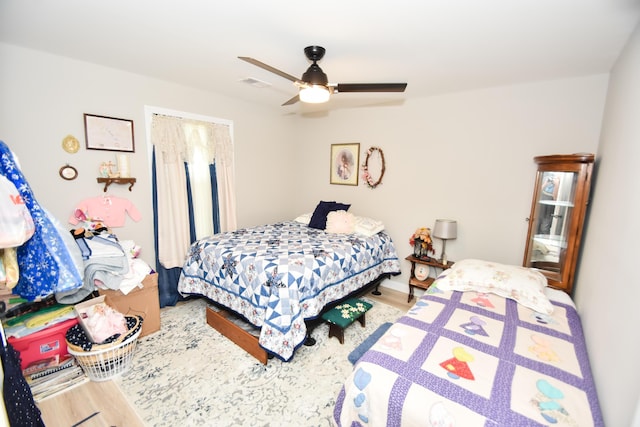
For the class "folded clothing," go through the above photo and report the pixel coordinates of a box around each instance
[4,304,77,339]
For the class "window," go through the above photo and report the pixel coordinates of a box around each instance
[144,106,237,306]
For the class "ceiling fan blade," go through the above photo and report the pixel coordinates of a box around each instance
[333,83,407,93]
[238,56,300,83]
[282,94,300,106]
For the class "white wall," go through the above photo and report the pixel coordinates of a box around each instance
[292,77,607,291]
[0,42,609,278]
[0,42,295,268]
[575,24,640,427]
[2,39,631,423]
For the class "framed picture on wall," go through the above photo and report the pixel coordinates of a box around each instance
[84,113,135,152]
[330,143,360,186]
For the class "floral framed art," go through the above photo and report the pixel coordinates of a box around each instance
[84,113,135,152]
[330,143,360,186]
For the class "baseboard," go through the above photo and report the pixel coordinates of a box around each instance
[379,278,405,293]
[379,278,426,300]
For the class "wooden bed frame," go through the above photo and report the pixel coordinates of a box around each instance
[204,273,391,364]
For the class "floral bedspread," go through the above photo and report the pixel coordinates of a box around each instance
[177,221,400,361]
[334,287,603,426]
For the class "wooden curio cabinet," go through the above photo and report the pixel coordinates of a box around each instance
[523,153,595,295]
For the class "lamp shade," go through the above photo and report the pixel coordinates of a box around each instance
[299,85,330,103]
[433,219,457,240]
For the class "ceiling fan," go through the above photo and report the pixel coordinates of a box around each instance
[239,46,407,106]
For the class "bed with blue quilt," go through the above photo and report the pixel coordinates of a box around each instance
[177,219,401,362]
[334,259,603,426]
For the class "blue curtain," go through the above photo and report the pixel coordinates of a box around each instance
[210,163,220,233]
[153,148,220,307]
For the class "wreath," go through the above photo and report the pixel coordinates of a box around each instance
[361,146,386,189]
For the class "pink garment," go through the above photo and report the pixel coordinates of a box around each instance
[69,196,142,227]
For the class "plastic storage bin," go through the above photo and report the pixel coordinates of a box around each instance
[7,318,79,371]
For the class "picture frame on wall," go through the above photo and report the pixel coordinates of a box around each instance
[84,113,135,152]
[330,143,360,186]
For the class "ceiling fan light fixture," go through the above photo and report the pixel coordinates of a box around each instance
[239,45,407,106]
[299,85,330,103]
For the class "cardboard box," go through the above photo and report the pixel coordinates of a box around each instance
[98,273,160,338]
[74,294,108,343]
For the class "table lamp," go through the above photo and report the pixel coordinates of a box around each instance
[433,219,457,265]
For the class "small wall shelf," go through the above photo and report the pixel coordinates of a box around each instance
[97,177,136,192]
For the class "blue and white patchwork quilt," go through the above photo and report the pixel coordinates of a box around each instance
[178,221,400,361]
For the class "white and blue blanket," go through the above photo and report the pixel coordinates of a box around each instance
[0,141,83,300]
[177,221,400,361]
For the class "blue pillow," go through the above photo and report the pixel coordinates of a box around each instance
[308,201,351,229]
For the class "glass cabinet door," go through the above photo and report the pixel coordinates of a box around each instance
[527,171,577,277]
[523,154,594,294]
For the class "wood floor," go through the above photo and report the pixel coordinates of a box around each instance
[368,286,413,312]
[37,380,145,426]
[36,286,411,425]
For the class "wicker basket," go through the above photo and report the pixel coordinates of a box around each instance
[66,315,141,353]
[68,327,141,381]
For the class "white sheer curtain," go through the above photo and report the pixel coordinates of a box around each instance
[150,114,237,269]
[212,123,237,233]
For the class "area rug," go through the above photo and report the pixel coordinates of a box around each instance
[115,297,404,426]
[347,322,392,365]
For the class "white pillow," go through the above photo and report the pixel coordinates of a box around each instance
[293,213,312,225]
[434,258,554,314]
[353,216,385,237]
[325,210,356,234]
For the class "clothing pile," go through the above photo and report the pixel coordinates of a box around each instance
[0,140,148,425]
[0,139,150,305]
[57,225,151,304]
[0,141,85,306]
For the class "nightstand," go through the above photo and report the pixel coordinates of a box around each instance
[405,255,453,303]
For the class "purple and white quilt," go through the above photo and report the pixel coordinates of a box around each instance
[334,287,603,426]
[177,221,400,361]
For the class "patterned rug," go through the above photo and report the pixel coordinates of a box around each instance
[115,296,404,426]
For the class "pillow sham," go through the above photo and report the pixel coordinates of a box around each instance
[353,216,385,237]
[293,213,312,225]
[308,201,351,229]
[433,258,554,314]
[325,210,356,234]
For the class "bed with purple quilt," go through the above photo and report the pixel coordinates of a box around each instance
[178,218,401,362]
[334,259,603,426]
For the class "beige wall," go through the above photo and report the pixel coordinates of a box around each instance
[575,24,640,427]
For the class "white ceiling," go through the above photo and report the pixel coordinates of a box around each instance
[1,0,639,112]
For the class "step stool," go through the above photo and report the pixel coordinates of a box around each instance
[322,298,372,344]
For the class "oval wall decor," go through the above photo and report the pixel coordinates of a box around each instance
[361,146,386,189]
[59,164,78,180]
